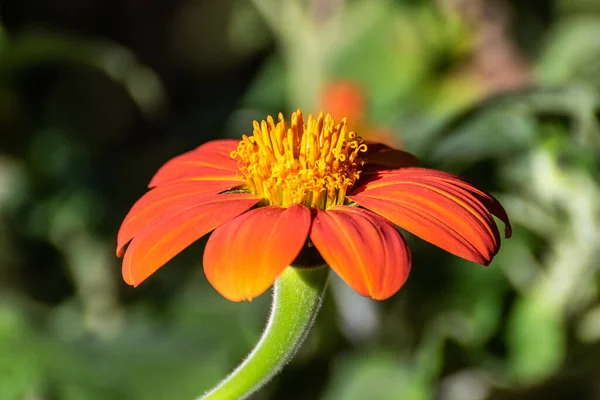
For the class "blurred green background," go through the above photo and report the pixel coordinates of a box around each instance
[1,0,600,399]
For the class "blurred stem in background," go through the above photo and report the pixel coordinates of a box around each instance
[250,0,344,111]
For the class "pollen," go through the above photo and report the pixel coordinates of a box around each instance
[231,110,368,209]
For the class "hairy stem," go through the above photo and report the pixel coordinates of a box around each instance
[199,266,330,400]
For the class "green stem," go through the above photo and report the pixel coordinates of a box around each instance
[199,266,330,400]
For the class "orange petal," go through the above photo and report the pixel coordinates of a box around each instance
[122,193,260,286]
[309,206,411,300]
[117,180,244,256]
[203,204,311,302]
[149,139,241,187]
[349,168,511,265]
[361,142,419,174]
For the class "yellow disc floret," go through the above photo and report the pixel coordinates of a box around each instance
[231,110,368,209]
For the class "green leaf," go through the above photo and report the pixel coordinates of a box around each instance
[322,352,433,400]
[0,307,44,400]
[537,18,600,88]
[430,107,536,169]
[506,296,565,384]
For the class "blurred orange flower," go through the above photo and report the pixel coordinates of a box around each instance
[117,110,511,301]
[320,80,366,125]
[320,80,400,147]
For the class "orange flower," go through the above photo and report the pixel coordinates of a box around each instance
[117,110,511,301]
[320,79,402,147]
[320,80,366,124]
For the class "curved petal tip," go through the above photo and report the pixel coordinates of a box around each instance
[121,193,259,287]
[350,168,511,266]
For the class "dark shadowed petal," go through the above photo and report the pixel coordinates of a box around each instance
[361,142,419,174]
[349,167,511,265]
[117,180,244,256]
[149,139,242,187]
[121,193,260,287]
[309,206,411,300]
[203,204,311,302]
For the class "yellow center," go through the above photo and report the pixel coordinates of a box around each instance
[231,110,368,209]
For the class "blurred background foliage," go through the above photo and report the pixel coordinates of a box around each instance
[0,0,599,399]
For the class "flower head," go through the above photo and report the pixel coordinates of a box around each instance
[117,110,511,301]
[233,112,366,209]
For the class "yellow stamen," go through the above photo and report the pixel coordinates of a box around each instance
[231,110,368,209]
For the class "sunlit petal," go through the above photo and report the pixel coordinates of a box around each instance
[310,206,411,300]
[349,168,511,265]
[149,139,241,187]
[117,180,243,256]
[122,193,260,286]
[203,204,312,302]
